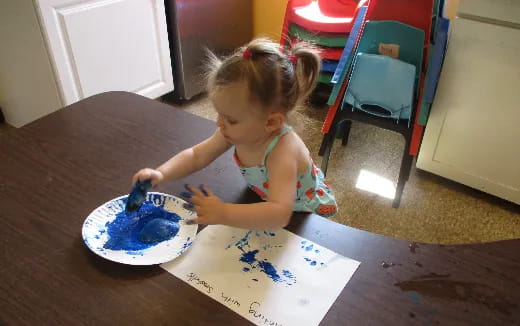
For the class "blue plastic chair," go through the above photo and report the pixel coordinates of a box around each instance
[431,0,446,44]
[419,16,450,125]
[322,60,339,73]
[327,5,368,105]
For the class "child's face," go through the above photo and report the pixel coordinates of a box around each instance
[211,82,270,145]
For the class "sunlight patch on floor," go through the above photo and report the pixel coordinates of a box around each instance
[355,169,396,199]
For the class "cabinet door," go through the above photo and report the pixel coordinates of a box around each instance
[417,18,520,204]
[35,0,173,104]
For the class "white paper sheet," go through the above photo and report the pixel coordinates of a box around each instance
[161,225,360,326]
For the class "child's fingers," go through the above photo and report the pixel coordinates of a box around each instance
[133,169,152,184]
[198,184,209,196]
[182,202,195,211]
[186,184,204,197]
[132,171,144,184]
[185,217,198,225]
[190,196,203,206]
[200,185,214,196]
[180,191,192,199]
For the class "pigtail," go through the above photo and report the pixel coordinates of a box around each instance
[204,47,223,93]
[205,37,320,113]
[291,42,321,104]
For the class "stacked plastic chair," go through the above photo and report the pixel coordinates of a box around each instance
[318,0,437,208]
[280,0,367,98]
[418,0,450,125]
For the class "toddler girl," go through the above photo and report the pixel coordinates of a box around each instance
[133,38,337,230]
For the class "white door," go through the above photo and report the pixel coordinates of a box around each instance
[35,0,174,104]
[416,18,520,204]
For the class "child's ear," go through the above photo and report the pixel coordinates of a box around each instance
[265,112,285,132]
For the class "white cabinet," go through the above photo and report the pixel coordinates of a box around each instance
[416,17,520,204]
[0,0,173,127]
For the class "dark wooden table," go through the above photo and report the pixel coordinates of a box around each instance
[1,92,518,325]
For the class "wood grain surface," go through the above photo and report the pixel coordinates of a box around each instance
[1,92,518,325]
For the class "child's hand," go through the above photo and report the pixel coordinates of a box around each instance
[132,168,164,186]
[183,185,228,225]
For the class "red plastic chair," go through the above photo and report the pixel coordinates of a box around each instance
[318,0,358,18]
[280,0,367,45]
[365,0,434,156]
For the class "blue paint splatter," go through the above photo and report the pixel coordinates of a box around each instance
[240,249,259,264]
[234,232,296,285]
[234,231,252,251]
[408,291,422,304]
[304,256,321,267]
[126,250,144,256]
[240,250,283,282]
[262,244,283,251]
[315,249,320,253]
[103,202,181,251]
[282,270,295,279]
[305,244,314,251]
[257,260,281,282]
[177,237,193,255]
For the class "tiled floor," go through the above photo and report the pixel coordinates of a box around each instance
[161,94,520,244]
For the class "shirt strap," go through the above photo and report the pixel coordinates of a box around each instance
[262,126,292,165]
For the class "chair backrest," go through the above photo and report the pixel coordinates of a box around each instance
[356,20,425,84]
[282,0,367,35]
[366,0,434,44]
[318,0,357,18]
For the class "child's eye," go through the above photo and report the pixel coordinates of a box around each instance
[228,119,238,125]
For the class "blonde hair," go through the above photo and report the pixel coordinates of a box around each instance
[206,38,321,113]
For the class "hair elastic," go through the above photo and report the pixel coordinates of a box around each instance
[243,49,252,59]
[289,55,297,64]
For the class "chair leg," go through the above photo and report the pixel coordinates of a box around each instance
[320,125,337,177]
[341,120,352,146]
[318,130,334,156]
[393,142,414,208]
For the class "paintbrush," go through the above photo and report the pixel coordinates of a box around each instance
[125,179,153,212]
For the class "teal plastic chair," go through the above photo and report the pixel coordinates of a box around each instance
[344,20,425,123]
[345,53,416,123]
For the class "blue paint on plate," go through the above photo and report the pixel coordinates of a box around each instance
[138,218,180,243]
[103,202,181,251]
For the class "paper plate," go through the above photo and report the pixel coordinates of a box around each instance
[82,192,197,265]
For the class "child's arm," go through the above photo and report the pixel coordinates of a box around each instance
[188,135,298,230]
[133,129,231,185]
